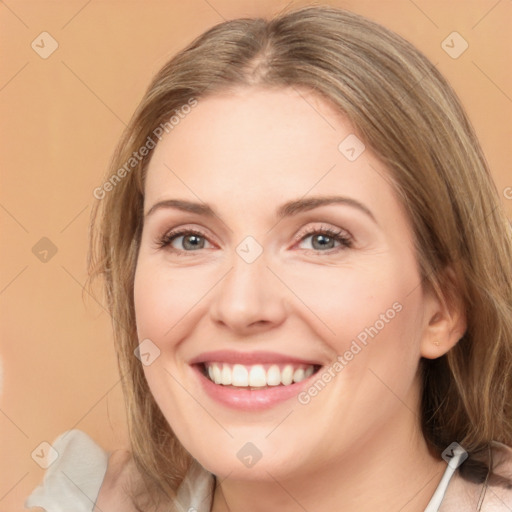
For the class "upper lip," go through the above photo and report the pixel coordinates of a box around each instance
[189,350,322,366]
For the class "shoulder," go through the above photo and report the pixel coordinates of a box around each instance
[435,441,512,512]
[94,448,141,511]
[98,456,216,512]
[480,441,512,511]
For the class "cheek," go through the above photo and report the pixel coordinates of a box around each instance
[291,266,424,441]
[133,258,210,342]
[285,256,420,344]
[133,261,199,424]
[288,253,424,395]
[133,266,172,341]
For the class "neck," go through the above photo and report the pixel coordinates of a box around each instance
[212,387,447,512]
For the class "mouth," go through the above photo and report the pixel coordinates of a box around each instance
[189,351,323,410]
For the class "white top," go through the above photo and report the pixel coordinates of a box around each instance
[25,429,512,511]
[25,430,109,512]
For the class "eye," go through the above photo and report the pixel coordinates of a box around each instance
[156,228,213,254]
[295,225,353,253]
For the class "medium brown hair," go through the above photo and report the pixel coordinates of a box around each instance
[88,4,512,508]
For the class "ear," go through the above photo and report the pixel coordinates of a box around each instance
[420,267,467,359]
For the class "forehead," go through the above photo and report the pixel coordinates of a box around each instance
[143,86,394,215]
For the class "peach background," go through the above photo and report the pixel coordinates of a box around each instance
[0,0,510,510]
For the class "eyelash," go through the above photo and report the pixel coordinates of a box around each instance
[295,226,353,251]
[155,225,353,256]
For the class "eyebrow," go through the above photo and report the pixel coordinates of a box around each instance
[145,195,377,224]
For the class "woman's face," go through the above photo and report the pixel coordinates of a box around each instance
[134,86,436,480]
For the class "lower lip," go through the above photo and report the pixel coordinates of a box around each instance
[193,365,318,411]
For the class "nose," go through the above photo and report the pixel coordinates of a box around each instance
[208,249,288,334]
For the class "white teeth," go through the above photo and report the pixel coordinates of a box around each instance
[249,365,267,387]
[221,364,232,385]
[266,365,281,386]
[232,364,249,386]
[212,364,222,385]
[281,365,294,385]
[205,362,317,387]
[293,368,305,383]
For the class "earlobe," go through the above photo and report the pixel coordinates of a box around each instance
[419,270,467,360]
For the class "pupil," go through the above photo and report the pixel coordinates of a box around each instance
[184,235,203,250]
[313,234,333,250]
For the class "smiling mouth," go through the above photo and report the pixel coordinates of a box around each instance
[200,362,321,389]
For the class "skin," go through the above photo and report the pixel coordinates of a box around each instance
[106,86,466,512]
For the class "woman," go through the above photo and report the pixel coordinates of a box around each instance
[26,5,512,511]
